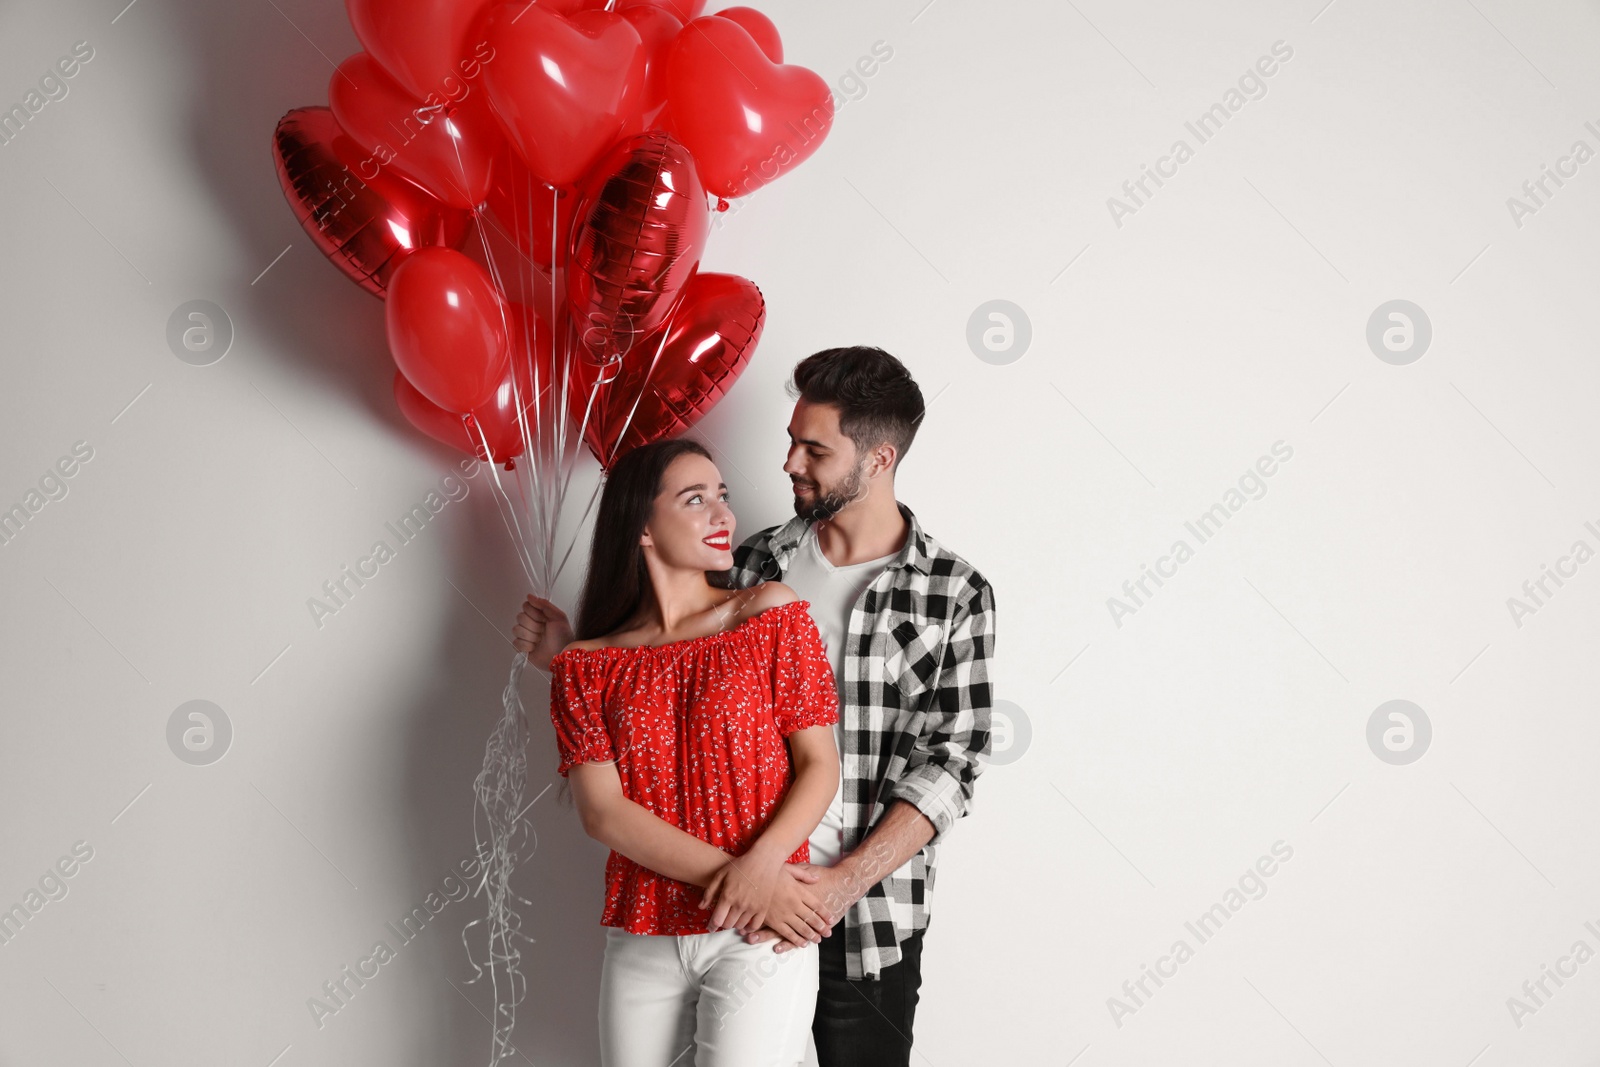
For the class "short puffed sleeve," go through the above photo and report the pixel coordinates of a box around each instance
[763,601,841,737]
[549,652,618,778]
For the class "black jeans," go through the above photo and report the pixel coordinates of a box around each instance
[812,925,926,1067]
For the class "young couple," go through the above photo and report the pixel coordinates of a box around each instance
[513,346,997,1067]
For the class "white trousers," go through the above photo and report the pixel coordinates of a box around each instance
[599,925,819,1067]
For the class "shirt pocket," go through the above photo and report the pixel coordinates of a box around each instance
[884,618,945,701]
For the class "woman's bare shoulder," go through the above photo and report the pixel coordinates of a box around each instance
[560,634,623,654]
[743,580,801,612]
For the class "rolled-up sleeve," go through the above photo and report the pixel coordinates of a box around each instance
[549,653,617,778]
[887,578,996,845]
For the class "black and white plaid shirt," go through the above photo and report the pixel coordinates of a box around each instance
[723,500,996,979]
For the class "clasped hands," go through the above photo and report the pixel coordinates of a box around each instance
[698,844,853,953]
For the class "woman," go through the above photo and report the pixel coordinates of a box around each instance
[531,437,841,1067]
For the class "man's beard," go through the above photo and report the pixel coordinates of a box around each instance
[792,461,867,521]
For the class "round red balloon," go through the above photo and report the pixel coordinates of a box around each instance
[272,107,470,299]
[393,305,556,465]
[395,369,520,464]
[385,247,510,412]
[566,129,709,362]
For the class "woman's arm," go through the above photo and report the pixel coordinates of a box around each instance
[571,758,824,949]
[567,760,731,888]
[742,723,839,866]
[698,724,839,939]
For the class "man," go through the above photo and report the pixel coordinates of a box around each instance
[516,345,997,1066]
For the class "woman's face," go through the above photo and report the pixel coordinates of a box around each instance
[641,453,736,570]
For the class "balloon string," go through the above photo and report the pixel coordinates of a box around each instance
[450,139,645,1066]
[461,302,541,591]
[603,306,678,469]
[453,150,550,1067]
[467,176,550,592]
[459,650,543,1067]
[454,142,556,595]
[465,417,541,592]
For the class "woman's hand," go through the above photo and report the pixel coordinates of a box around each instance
[756,864,832,948]
[699,850,785,938]
[739,865,838,951]
[512,595,574,672]
[702,857,825,949]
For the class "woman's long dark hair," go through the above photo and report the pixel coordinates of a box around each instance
[557,437,728,809]
[572,436,725,641]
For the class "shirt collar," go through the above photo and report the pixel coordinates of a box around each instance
[768,500,932,576]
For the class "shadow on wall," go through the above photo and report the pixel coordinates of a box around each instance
[389,488,608,1067]
[175,1,608,1062]
[178,0,398,438]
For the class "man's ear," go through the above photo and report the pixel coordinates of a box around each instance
[870,443,897,478]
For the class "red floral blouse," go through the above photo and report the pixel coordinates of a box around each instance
[548,598,840,935]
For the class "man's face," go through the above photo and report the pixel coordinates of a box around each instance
[783,399,871,521]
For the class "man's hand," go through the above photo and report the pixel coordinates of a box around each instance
[512,595,574,672]
[742,863,857,953]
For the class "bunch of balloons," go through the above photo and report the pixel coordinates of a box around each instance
[271,7,834,1065]
[272,0,834,469]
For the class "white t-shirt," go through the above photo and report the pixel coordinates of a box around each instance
[779,522,897,868]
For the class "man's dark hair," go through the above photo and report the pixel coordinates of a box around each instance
[786,346,925,468]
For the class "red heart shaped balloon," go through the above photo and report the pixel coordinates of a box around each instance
[330,52,502,209]
[571,272,764,466]
[539,0,609,13]
[481,4,648,187]
[567,130,709,362]
[618,0,705,23]
[385,247,510,412]
[345,0,499,102]
[665,16,832,199]
[709,7,781,62]
[272,107,470,299]
[618,3,683,127]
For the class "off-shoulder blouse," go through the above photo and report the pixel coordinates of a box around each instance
[548,599,840,935]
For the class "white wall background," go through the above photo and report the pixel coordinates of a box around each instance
[3,0,1599,1064]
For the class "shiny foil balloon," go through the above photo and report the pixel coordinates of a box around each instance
[384,246,510,412]
[272,107,470,298]
[566,129,709,362]
[572,272,763,466]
